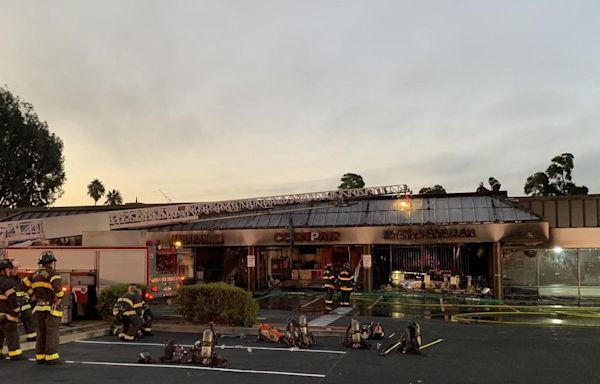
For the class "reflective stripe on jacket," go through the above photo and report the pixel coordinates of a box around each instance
[338,270,354,291]
[115,291,143,316]
[31,267,63,315]
[323,270,336,289]
[0,276,20,321]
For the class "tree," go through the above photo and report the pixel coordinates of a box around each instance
[523,172,554,196]
[105,189,123,205]
[87,179,105,205]
[338,173,365,189]
[0,86,66,208]
[524,153,588,196]
[419,185,447,195]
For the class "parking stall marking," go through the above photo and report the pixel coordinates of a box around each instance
[27,359,326,378]
[75,340,347,354]
[368,296,383,310]
[300,296,323,308]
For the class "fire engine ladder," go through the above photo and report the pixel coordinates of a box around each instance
[0,184,410,245]
[0,219,44,247]
[108,184,411,229]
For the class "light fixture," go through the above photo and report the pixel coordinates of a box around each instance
[553,246,563,253]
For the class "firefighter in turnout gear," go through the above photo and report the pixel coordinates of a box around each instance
[31,251,64,364]
[113,284,144,341]
[322,264,336,307]
[337,263,355,307]
[9,260,37,341]
[0,259,25,360]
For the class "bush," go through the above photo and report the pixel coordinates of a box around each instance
[177,283,258,327]
[97,283,147,321]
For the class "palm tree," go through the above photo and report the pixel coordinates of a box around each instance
[105,189,123,205]
[87,179,105,205]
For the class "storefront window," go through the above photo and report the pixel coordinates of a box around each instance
[579,248,600,286]
[502,250,538,287]
[539,249,578,286]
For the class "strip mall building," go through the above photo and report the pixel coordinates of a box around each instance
[2,192,600,300]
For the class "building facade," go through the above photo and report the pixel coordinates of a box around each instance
[3,193,600,300]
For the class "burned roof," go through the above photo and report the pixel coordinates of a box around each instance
[146,195,543,231]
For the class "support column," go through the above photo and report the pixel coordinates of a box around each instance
[247,246,255,293]
[493,242,503,300]
[363,244,373,292]
[255,246,261,291]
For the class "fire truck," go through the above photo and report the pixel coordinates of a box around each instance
[4,243,183,319]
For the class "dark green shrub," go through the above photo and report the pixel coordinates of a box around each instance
[177,283,258,327]
[97,283,147,321]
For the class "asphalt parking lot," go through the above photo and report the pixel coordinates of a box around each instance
[3,318,600,384]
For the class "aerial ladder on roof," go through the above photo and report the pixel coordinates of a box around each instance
[107,184,411,229]
[0,184,411,245]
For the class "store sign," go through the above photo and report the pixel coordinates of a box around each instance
[247,255,256,268]
[362,254,372,269]
[171,233,224,245]
[384,227,477,240]
[274,231,341,242]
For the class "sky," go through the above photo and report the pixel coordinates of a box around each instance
[1,1,598,206]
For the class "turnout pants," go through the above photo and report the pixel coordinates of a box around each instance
[142,309,153,333]
[0,318,22,358]
[340,289,353,306]
[21,307,37,339]
[35,311,61,362]
[325,288,335,305]
[119,314,142,340]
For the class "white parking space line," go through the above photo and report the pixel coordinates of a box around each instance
[75,340,347,354]
[301,296,322,308]
[368,296,383,310]
[25,359,325,378]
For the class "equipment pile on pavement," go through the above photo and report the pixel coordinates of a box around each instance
[138,323,227,367]
[257,315,315,348]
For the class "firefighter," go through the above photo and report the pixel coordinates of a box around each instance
[31,251,64,364]
[488,177,501,192]
[337,263,354,307]
[322,264,336,307]
[0,259,25,360]
[113,284,144,341]
[9,260,37,341]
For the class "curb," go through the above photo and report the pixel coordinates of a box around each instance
[10,324,111,353]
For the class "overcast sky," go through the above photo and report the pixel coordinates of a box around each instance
[1,1,598,206]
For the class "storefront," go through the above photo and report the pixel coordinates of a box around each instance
[501,195,600,299]
[5,193,600,300]
[145,194,550,299]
